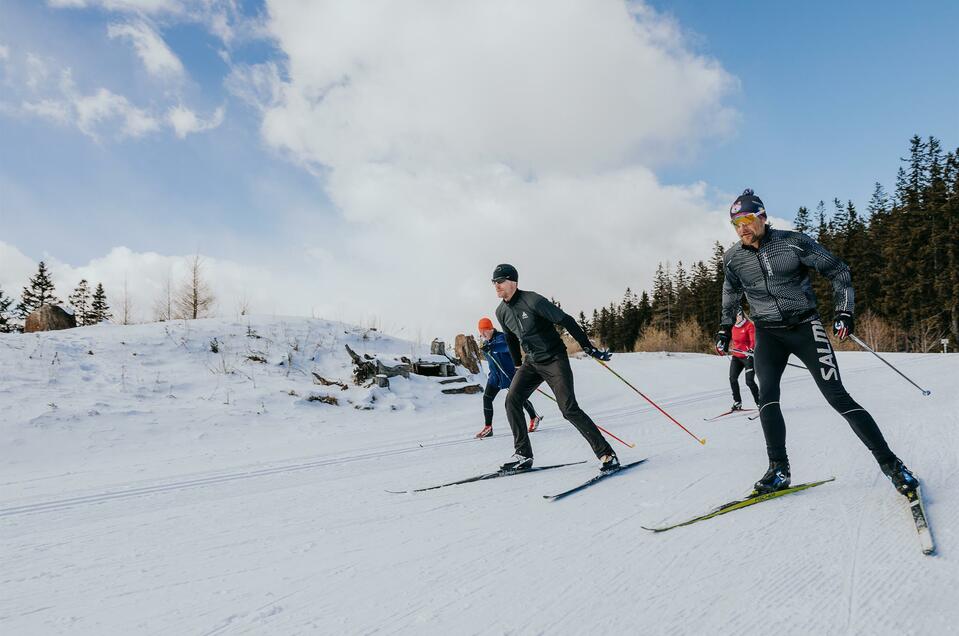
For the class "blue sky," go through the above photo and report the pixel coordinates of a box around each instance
[1,1,956,334]
[649,0,959,216]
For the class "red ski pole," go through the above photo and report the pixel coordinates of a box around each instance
[593,359,706,445]
[530,387,635,448]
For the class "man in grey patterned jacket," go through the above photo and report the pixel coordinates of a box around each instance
[716,189,918,496]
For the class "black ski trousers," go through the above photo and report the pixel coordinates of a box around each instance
[729,356,759,405]
[484,383,536,426]
[754,320,895,464]
[505,355,612,459]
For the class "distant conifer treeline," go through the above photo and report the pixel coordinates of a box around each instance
[578,135,959,353]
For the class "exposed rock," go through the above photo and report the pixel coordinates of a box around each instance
[454,334,482,374]
[24,305,76,333]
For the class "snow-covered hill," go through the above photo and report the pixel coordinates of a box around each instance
[1,317,956,634]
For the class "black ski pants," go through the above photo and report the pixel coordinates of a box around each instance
[484,383,536,426]
[729,356,760,405]
[505,355,612,459]
[754,320,895,465]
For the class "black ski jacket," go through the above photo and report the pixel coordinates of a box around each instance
[496,290,591,365]
[721,228,854,329]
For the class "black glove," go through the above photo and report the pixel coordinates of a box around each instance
[584,345,612,362]
[833,312,854,341]
[480,340,493,353]
[715,327,731,355]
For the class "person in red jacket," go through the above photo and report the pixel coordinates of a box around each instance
[729,309,760,410]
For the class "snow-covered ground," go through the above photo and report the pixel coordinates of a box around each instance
[1,317,956,635]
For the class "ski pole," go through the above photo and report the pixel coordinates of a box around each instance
[731,348,806,370]
[592,358,706,445]
[848,334,932,396]
[482,351,635,448]
[528,388,636,448]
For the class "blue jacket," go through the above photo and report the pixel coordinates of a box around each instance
[483,331,517,389]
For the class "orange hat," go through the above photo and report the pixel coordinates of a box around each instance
[478,317,494,331]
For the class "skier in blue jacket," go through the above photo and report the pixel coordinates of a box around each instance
[475,316,542,439]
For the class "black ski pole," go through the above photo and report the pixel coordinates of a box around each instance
[848,334,931,396]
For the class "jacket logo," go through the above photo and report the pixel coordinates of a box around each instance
[811,321,837,381]
[521,311,529,320]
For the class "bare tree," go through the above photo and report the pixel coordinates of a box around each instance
[119,275,134,325]
[152,267,175,322]
[235,291,251,318]
[175,253,215,320]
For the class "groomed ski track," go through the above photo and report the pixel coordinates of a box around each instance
[1,318,956,634]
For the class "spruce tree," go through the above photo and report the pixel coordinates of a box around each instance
[577,311,591,337]
[17,261,61,319]
[68,279,93,327]
[0,287,16,333]
[794,206,811,234]
[89,283,112,323]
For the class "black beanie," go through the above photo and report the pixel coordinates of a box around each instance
[730,188,766,217]
[492,263,518,283]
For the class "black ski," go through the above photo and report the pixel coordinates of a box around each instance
[641,477,835,532]
[543,459,647,501]
[904,486,935,555]
[703,408,756,421]
[386,460,586,493]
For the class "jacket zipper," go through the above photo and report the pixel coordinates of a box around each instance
[753,247,787,323]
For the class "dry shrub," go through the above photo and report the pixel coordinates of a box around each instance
[633,319,711,353]
[674,318,710,353]
[634,326,673,352]
[562,333,584,355]
[307,394,339,405]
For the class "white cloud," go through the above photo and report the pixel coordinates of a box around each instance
[48,0,180,13]
[0,242,38,295]
[47,0,262,46]
[220,0,742,334]
[167,104,224,138]
[107,20,185,79]
[2,243,281,324]
[3,50,221,142]
[225,62,283,112]
[0,44,9,61]
[72,87,161,138]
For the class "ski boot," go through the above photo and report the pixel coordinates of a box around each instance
[599,452,620,473]
[754,460,791,494]
[475,425,493,439]
[500,453,533,471]
[528,415,543,432]
[880,458,919,495]
[730,401,743,412]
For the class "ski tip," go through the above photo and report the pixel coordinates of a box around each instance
[385,489,410,495]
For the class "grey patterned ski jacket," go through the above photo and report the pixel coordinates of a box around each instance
[720,228,854,329]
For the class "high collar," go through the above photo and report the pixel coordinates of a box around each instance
[505,289,522,305]
[741,226,771,252]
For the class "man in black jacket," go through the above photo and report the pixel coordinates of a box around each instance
[717,189,918,496]
[491,263,618,472]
